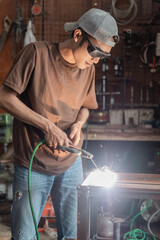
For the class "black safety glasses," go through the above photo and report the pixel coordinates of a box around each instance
[82,31,111,59]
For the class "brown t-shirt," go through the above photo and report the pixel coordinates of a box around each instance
[3,41,98,175]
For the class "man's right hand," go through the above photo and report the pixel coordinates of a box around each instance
[44,122,71,148]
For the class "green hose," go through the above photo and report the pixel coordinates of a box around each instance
[123,200,156,240]
[28,139,45,240]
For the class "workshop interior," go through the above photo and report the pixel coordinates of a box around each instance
[0,0,160,240]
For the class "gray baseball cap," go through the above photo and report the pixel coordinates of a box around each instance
[64,8,119,47]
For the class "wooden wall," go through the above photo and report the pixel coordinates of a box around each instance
[0,0,14,114]
[95,0,160,110]
[0,0,160,112]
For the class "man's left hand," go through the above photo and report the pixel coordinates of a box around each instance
[69,121,82,146]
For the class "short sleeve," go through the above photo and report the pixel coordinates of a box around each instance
[2,43,36,94]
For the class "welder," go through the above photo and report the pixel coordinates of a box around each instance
[0,8,119,240]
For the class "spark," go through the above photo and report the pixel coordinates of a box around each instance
[82,167,117,188]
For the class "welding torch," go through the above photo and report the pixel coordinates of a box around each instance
[57,144,101,171]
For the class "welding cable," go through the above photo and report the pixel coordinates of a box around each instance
[28,139,45,240]
[123,200,156,240]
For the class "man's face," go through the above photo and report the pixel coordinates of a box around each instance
[73,33,113,69]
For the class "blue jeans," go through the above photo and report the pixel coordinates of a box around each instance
[11,156,83,240]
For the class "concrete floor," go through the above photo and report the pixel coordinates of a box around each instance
[1,219,160,240]
[0,199,57,240]
[0,202,160,240]
[0,221,57,240]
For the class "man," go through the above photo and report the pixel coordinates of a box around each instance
[0,8,119,240]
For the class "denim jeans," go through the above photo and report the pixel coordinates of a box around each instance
[11,156,83,240]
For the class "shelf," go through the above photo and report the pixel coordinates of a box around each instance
[83,124,160,141]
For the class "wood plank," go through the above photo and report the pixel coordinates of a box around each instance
[83,125,160,141]
[115,182,160,190]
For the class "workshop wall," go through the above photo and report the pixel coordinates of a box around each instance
[0,0,160,156]
[0,0,160,111]
[95,0,160,111]
[0,0,14,114]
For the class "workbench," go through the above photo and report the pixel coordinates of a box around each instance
[77,172,160,240]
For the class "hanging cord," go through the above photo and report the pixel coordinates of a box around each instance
[111,0,138,25]
[28,139,45,240]
[140,42,160,72]
[123,200,157,240]
[140,42,155,65]
[147,206,160,239]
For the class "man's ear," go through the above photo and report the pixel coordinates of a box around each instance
[73,29,83,43]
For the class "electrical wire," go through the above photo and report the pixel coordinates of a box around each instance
[28,139,45,240]
[123,200,157,240]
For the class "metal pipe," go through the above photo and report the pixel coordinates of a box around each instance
[114,222,121,240]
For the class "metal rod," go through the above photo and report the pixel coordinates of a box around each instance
[96,91,120,96]
[115,222,121,240]
[90,158,101,171]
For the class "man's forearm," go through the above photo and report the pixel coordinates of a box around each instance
[75,107,89,127]
[69,107,89,145]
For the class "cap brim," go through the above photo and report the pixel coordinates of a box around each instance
[64,22,79,32]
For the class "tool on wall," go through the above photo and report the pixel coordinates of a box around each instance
[140,32,160,73]
[102,59,109,72]
[0,16,12,53]
[31,0,42,16]
[133,32,142,49]
[147,8,160,25]
[102,76,107,111]
[130,84,134,105]
[123,29,132,78]
[13,6,26,43]
[140,9,160,74]
[0,113,12,154]
[114,57,123,76]
[140,86,143,105]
